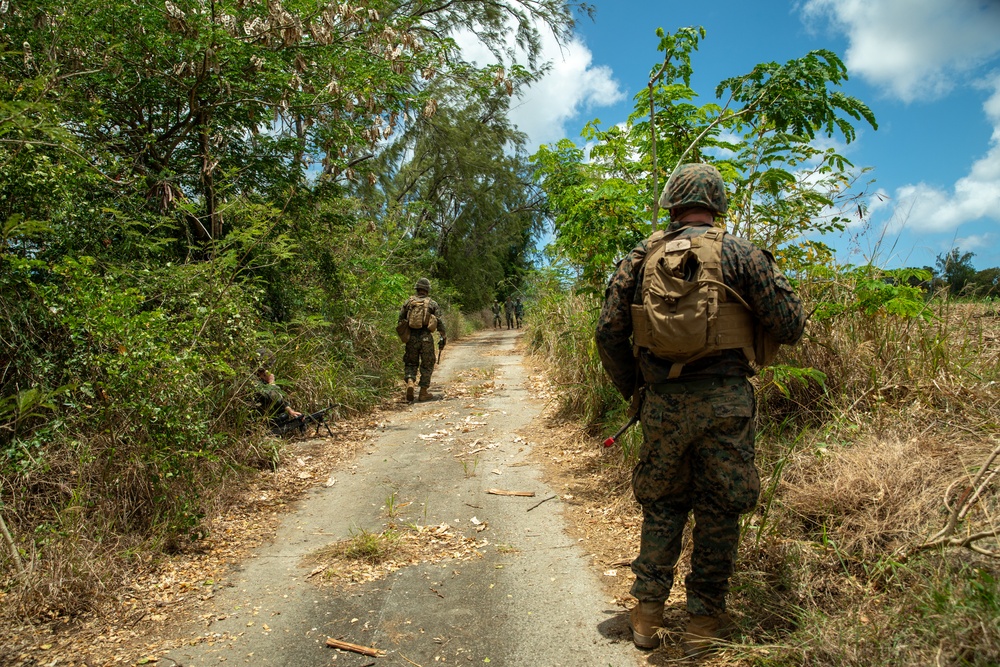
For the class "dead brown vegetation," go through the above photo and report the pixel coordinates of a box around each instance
[779,430,998,561]
[526,292,1000,665]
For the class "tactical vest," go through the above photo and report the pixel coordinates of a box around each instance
[630,226,759,378]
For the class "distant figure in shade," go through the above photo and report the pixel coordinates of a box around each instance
[492,300,503,329]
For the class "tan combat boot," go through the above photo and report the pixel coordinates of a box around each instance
[627,600,664,649]
[418,386,431,402]
[405,379,415,403]
[681,613,735,658]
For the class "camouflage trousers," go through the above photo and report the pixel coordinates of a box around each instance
[403,330,436,388]
[630,377,758,617]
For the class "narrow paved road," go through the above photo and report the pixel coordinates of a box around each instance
[171,328,638,666]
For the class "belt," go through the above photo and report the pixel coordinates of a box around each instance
[646,376,745,395]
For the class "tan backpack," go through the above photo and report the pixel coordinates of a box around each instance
[406,296,438,332]
[631,226,771,378]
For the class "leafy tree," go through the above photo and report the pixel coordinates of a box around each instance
[970,267,1000,298]
[365,73,547,309]
[532,135,649,288]
[936,248,977,296]
[2,0,584,253]
[533,26,878,290]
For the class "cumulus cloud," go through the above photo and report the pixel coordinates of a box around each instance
[452,26,623,149]
[888,76,1000,232]
[803,0,1000,237]
[802,0,1000,102]
[955,232,997,253]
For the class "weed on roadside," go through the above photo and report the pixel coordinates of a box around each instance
[732,555,1000,667]
[303,523,484,588]
[384,492,398,518]
[323,527,400,565]
[461,455,480,478]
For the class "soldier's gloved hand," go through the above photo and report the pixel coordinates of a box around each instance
[438,338,446,349]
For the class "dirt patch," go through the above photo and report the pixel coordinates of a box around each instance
[303,523,486,588]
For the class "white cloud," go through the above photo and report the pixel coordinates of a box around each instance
[887,76,1000,232]
[452,26,623,149]
[802,0,1000,102]
[955,232,997,253]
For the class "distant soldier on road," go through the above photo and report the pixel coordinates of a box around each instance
[492,300,503,329]
[596,163,806,656]
[514,297,525,328]
[504,296,515,329]
[398,278,446,402]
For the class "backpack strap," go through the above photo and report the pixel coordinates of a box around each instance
[632,230,672,356]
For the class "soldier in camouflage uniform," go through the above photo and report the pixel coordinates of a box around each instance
[492,300,503,329]
[399,278,447,402]
[504,296,515,329]
[595,163,806,655]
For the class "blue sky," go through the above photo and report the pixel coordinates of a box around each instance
[463,0,1000,272]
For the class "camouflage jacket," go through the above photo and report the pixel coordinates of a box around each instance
[595,221,806,400]
[256,382,291,421]
[398,295,447,337]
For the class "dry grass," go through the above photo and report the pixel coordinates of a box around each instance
[303,523,484,587]
[778,430,999,560]
[526,287,1000,666]
[0,416,380,667]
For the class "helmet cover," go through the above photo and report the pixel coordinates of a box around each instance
[658,163,728,215]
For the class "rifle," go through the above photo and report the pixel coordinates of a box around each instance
[302,406,335,437]
[273,406,335,438]
[603,413,640,448]
[602,384,644,448]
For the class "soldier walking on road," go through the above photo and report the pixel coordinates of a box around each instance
[596,164,807,657]
[514,297,524,328]
[492,300,503,329]
[504,296,514,329]
[398,278,446,402]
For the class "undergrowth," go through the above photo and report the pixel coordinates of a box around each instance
[0,236,465,620]
[526,267,1000,665]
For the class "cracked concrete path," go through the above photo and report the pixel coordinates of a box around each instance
[168,327,638,667]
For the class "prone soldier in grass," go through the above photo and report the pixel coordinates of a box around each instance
[596,163,807,656]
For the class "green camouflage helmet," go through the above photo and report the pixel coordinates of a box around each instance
[415,277,431,292]
[658,163,728,215]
